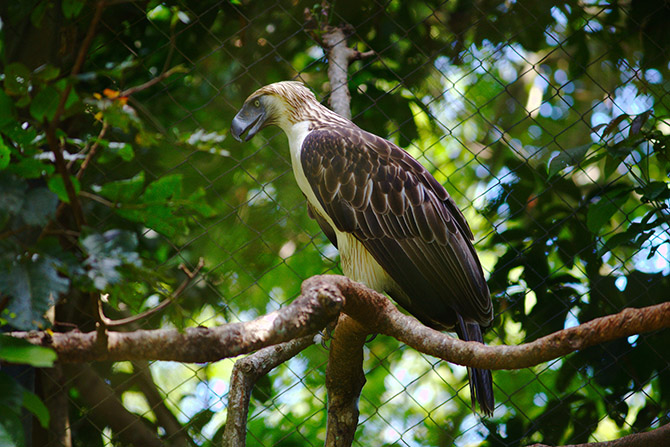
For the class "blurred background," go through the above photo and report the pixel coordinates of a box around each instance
[1,0,670,445]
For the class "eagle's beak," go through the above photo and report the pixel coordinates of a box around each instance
[231,102,267,142]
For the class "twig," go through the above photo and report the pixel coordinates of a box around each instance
[222,335,316,447]
[45,0,106,230]
[119,65,186,97]
[74,121,109,179]
[97,258,204,328]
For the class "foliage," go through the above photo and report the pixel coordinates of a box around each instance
[0,0,669,446]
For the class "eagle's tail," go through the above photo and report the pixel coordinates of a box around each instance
[456,315,494,417]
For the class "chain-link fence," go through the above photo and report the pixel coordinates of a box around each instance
[2,1,670,446]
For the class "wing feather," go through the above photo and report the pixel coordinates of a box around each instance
[301,126,492,327]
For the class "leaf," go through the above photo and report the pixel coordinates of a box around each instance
[630,110,652,136]
[0,140,10,170]
[20,187,58,225]
[602,114,629,137]
[81,230,141,290]
[142,174,183,203]
[47,176,80,204]
[187,187,216,217]
[62,0,85,18]
[587,193,629,234]
[0,90,15,128]
[0,173,27,216]
[0,335,56,367]
[33,65,60,82]
[0,256,69,330]
[8,157,55,179]
[0,415,23,447]
[636,181,669,202]
[21,391,49,428]
[29,86,60,122]
[547,144,592,177]
[97,171,145,202]
[0,372,23,411]
[4,63,31,97]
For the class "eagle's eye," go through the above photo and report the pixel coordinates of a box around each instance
[253,99,261,108]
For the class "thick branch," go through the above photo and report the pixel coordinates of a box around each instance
[39,365,72,447]
[65,364,163,447]
[529,421,670,447]
[132,361,190,447]
[223,335,315,447]
[11,283,341,363]
[9,275,670,369]
[322,26,374,119]
[325,315,368,447]
[303,275,670,370]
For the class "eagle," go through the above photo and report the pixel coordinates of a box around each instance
[231,81,494,415]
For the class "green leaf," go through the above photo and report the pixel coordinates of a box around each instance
[142,174,183,203]
[21,391,49,428]
[20,187,58,225]
[81,230,141,290]
[0,256,69,330]
[630,110,652,136]
[187,187,216,217]
[0,173,27,215]
[0,140,10,170]
[0,335,56,367]
[636,181,669,202]
[33,65,60,82]
[47,176,80,204]
[0,90,15,128]
[602,114,629,137]
[4,63,31,97]
[587,193,629,234]
[0,411,23,447]
[547,144,592,178]
[29,86,60,122]
[97,171,145,202]
[8,157,55,178]
[62,0,85,18]
[0,372,23,410]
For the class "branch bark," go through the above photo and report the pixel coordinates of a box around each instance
[65,363,163,447]
[222,335,316,447]
[9,275,670,369]
[39,365,72,447]
[10,280,341,363]
[528,421,670,447]
[321,26,374,120]
[324,315,368,447]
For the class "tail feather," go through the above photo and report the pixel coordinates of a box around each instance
[456,315,494,417]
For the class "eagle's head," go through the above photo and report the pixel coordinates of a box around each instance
[230,81,321,142]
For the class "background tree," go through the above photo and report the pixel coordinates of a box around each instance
[0,0,669,446]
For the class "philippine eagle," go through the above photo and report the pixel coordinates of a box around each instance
[231,81,494,415]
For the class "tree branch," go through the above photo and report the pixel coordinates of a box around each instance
[528,421,670,447]
[222,335,316,447]
[131,361,191,447]
[65,363,163,447]
[8,275,670,368]
[325,315,368,447]
[97,258,204,328]
[10,278,342,362]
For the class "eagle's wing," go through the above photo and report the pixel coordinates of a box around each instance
[301,126,493,328]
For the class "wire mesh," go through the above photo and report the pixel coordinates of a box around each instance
[3,0,670,446]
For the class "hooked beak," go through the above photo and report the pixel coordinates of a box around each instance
[231,102,267,142]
